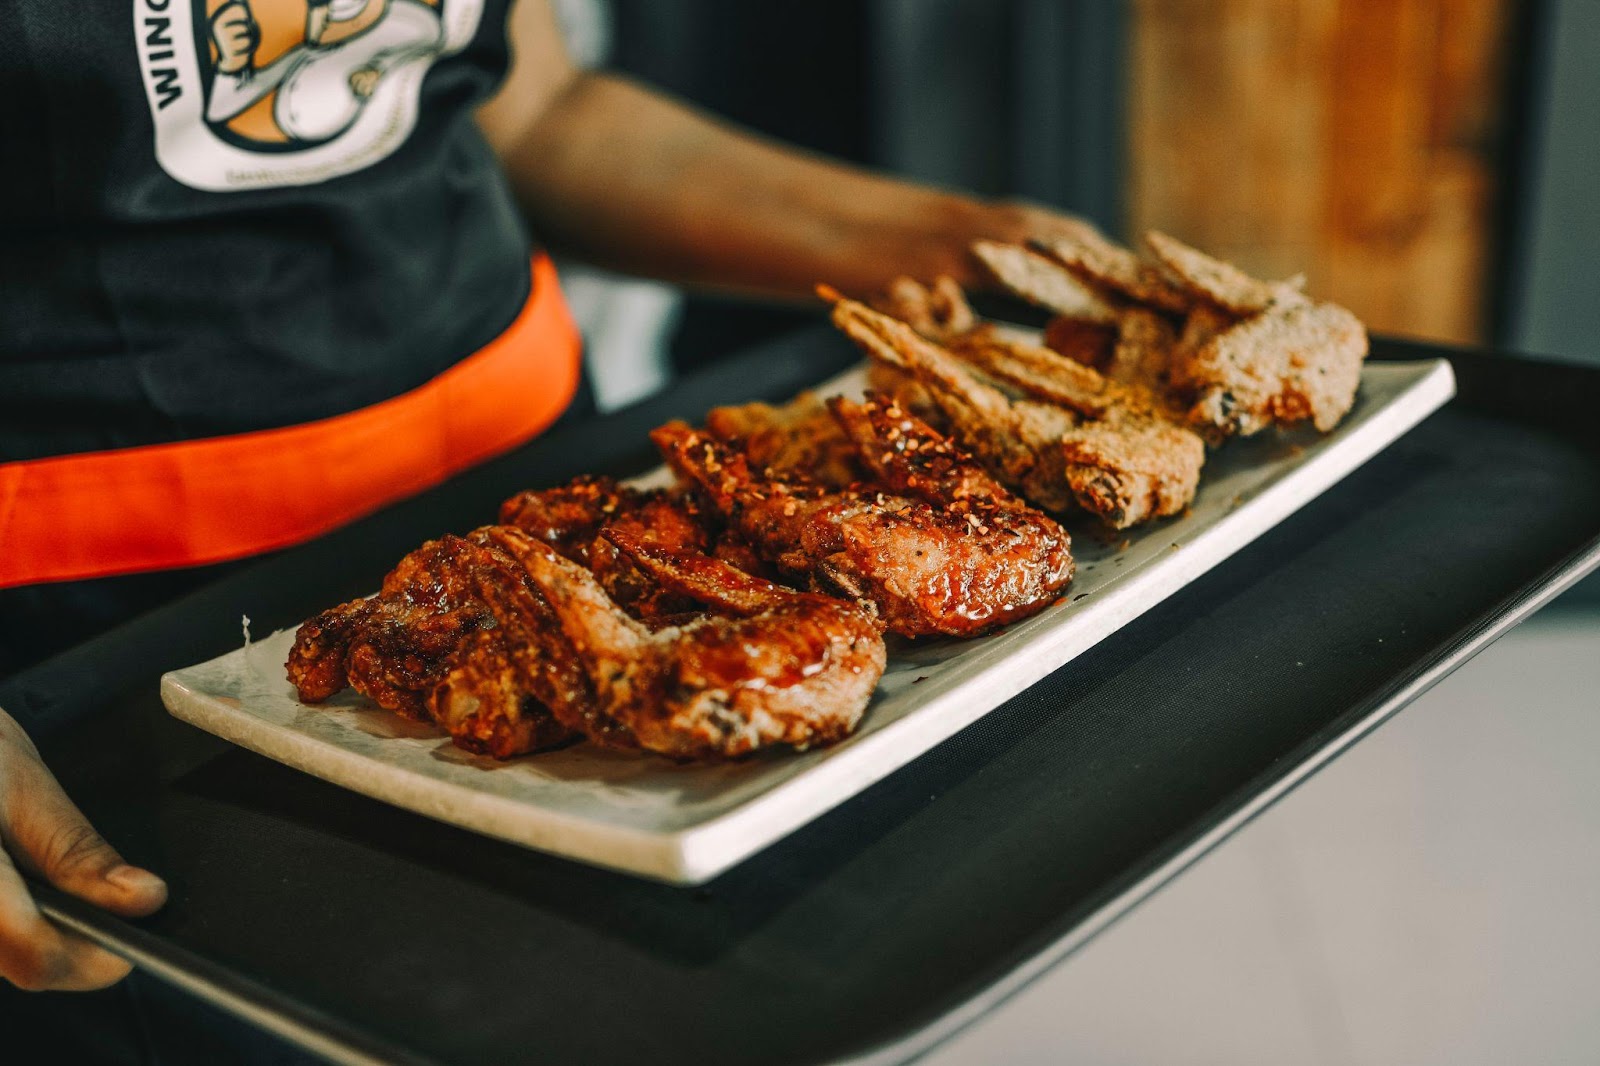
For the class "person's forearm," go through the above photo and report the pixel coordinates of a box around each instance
[489,72,1078,302]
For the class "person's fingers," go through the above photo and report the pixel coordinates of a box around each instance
[0,845,133,991]
[0,755,166,919]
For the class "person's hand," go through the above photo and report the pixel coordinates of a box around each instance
[211,0,260,76]
[0,709,166,991]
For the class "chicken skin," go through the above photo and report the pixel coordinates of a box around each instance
[653,397,1074,638]
[286,529,579,756]
[511,525,887,760]
[832,295,1204,530]
[500,474,726,625]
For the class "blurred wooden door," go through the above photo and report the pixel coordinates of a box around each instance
[1128,0,1513,344]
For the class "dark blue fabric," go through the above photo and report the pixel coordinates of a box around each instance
[0,0,532,461]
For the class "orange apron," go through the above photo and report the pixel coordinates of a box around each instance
[0,255,580,590]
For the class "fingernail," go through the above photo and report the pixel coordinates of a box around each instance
[106,865,166,895]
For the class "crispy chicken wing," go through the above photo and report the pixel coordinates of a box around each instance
[1143,231,1306,316]
[831,295,1204,529]
[511,525,887,759]
[1170,298,1369,437]
[653,400,1073,638]
[706,391,864,489]
[971,239,1118,322]
[286,530,579,755]
[1029,230,1193,314]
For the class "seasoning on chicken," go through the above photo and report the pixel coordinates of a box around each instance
[511,525,887,760]
[653,400,1074,639]
[706,391,864,489]
[499,475,715,624]
[286,529,579,756]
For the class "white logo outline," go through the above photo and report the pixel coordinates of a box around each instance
[134,0,483,192]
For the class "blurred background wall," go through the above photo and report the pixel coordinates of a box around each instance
[561,0,1594,400]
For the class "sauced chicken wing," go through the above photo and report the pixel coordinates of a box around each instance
[286,529,578,755]
[510,525,886,760]
[499,475,715,624]
[653,400,1073,638]
[288,534,494,719]
[706,392,864,489]
[421,531,592,757]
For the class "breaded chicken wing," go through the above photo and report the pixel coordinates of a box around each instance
[831,296,1204,529]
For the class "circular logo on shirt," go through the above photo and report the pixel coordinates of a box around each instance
[134,0,484,190]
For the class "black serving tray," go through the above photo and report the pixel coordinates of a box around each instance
[6,331,1598,1066]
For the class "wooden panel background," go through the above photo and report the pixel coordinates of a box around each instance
[1128,0,1512,344]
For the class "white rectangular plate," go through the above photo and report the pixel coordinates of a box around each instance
[162,358,1455,884]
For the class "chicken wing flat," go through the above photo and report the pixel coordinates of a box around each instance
[288,534,494,720]
[653,409,1073,638]
[971,239,1118,322]
[706,391,864,489]
[831,295,1203,529]
[287,529,579,755]
[422,530,594,756]
[1143,230,1306,315]
[512,525,886,760]
[1171,300,1368,437]
[1029,231,1192,314]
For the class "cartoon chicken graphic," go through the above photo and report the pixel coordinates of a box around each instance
[205,0,445,145]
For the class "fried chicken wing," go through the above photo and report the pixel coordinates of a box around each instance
[1143,231,1306,315]
[971,239,1118,322]
[1171,300,1369,437]
[706,391,864,489]
[1029,231,1193,314]
[287,534,498,721]
[831,295,1204,529]
[498,474,636,565]
[652,410,1073,638]
[510,525,886,759]
[423,531,593,756]
[286,530,579,755]
[499,475,712,624]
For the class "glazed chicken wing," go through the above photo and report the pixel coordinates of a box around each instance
[653,400,1073,638]
[706,391,864,489]
[509,525,887,760]
[286,529,579,756]
[499,475,715,624]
